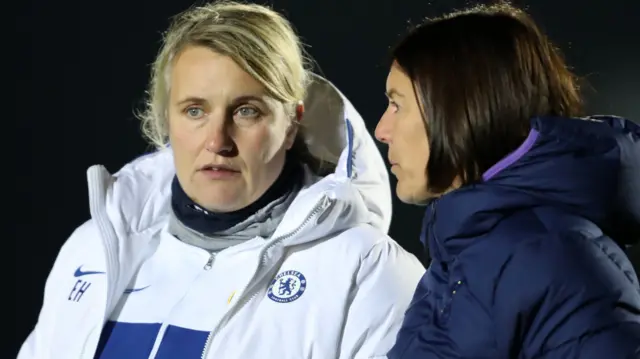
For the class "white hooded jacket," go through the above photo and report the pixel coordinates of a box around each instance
[18,75,425,359]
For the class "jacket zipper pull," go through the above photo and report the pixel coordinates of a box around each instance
[204,252,215,270]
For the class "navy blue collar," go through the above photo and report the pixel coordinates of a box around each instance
[423,116,640,263]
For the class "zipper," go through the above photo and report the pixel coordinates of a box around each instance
[426,198,439,259]
[420,199,437,257]
[147,250,218,359]
[427,198,453,317]
[199,196,335,359]
[204,252,215,270]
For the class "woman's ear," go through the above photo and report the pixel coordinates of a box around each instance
[295,101,305,122]
[286,101,304,150]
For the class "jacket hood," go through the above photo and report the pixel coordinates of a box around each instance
[426,115,640,261]
[88,74,392,247]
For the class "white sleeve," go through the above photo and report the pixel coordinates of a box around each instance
[339,238,426,359]
[17,220,98,359]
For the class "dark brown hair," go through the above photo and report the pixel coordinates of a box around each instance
[393,3,583,193]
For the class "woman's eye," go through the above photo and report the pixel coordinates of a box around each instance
[186,107,205,119]
[236,106,259,118]
[389,101,399,113]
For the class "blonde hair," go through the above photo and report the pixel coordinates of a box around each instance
[139,1,313,149]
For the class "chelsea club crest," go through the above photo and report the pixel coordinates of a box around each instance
[267,270,307,303]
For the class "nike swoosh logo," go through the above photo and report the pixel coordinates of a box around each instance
[124,285,150,294]
[74,265,106,277]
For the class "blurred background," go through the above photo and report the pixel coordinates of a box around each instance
[16,0,639,355]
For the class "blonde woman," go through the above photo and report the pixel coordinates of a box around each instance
[19,2,424,358]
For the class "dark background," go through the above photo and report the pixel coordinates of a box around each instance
[16,0,639,356]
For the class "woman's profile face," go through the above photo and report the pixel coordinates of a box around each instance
[375,62,432,204]
[168,45,297,212]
